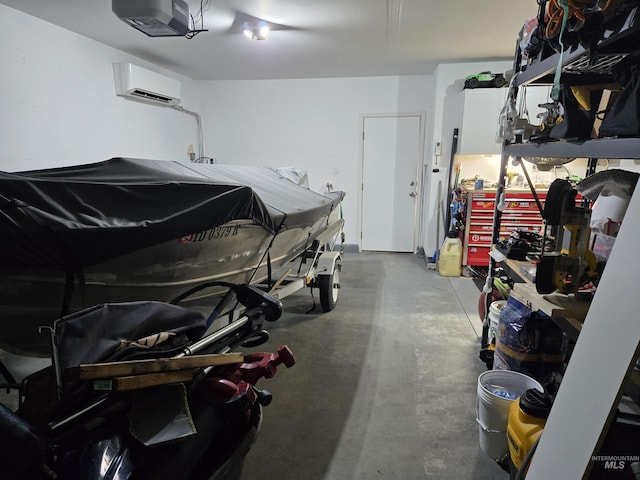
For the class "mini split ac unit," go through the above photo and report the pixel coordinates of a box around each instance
[113,63,182,106]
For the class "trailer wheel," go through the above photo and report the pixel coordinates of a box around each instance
[319,266,340,312]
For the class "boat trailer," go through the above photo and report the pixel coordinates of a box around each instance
[259,239,342,312]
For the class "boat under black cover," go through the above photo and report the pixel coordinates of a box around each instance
[0,158,345,355]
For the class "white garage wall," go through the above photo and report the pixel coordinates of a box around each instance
[198,75,434,249]
[0,4,201,172]
[422,60,514,257]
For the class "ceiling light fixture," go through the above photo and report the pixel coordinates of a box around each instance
[243,21,270,40]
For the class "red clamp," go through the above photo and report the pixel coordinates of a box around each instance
[191,345,295,405]
[239,345,296,385]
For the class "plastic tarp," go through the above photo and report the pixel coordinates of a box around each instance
[0,158,343,271]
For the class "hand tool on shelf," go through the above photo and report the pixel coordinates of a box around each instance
[535,178,598,295]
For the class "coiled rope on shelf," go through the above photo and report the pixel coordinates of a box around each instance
[546,0,614,101]
[545,0,613,38]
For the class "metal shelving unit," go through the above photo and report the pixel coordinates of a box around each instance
[512,6,640,88]
[492,6,640,250]
[492,6,640,478]
[504,137,640,160]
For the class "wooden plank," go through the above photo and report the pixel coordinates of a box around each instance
[100,370,196,392]
[511,282,591,321]
[504,258,534,284]
[70,352,243,381]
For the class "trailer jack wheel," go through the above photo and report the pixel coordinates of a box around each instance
[319,265,340,312]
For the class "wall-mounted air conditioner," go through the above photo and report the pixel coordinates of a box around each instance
[113,62,182,106]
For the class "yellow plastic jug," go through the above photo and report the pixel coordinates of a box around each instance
[507,388,553,472]
[438,233,462,277]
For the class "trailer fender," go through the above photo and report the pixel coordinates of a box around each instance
[315,251,341,276]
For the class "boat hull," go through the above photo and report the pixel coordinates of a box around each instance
[0,211,343,356]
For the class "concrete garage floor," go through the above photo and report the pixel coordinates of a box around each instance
[239,252,507,480]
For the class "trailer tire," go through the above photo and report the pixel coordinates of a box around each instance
[319,267,339,312]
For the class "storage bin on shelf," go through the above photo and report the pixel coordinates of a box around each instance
[493,294,566,381]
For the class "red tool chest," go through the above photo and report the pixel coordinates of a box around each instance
[462,189,547,267]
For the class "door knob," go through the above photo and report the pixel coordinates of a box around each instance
[409,191,417,198]
[410,181,416,186]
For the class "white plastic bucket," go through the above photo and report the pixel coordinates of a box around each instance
[476,370,543,460]
[488,300,506,345]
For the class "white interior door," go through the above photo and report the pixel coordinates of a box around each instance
[361,115,422,252]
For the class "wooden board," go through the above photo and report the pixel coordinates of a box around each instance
[93,370,196,392]
[504,258,535,284]
[69,352,243,381]
[511,282,591,321]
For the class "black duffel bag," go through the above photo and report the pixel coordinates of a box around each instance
[599,55,640,137]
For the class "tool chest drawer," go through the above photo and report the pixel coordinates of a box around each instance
[463,190,547,267]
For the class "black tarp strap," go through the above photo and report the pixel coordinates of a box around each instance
[249,210,289,289]
[248,227,281,286]
[60,270,86,319]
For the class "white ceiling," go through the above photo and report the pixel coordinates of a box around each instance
[1,0,536,80]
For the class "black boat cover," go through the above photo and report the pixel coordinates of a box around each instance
[0,158,343,271]
[55,301,207,374]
